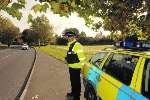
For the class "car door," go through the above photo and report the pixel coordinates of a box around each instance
[97,52,141,100]
[141,58,150,99]
[86,52,109,89]
[133,57,150,100]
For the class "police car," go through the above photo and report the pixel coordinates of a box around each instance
[82,41,150,100]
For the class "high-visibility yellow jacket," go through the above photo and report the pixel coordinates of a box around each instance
[67,40,86,69]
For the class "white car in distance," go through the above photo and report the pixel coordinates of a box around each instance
[22,44,29,50]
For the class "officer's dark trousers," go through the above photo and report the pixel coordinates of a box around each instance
[69,68,81,100]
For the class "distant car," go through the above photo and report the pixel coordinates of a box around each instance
[83,48,150,100]
[21,44,29,50]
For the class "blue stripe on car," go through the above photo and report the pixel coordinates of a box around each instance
[117,85,147,100]
[87,65,103,88]
[132,92,147,100]
[117,85,133,100]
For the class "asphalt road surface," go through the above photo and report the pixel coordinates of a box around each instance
[0,48,35,100]
[23,51,85,100]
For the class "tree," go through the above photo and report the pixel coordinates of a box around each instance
[0,16,19,47]
[0,16,13,33]
[0,0,10,10]
[75,0,149,35]
[2,0,149,39]
[78,31,86,38]
[33,0,149,39]
[0,0,25,20]
[110,32,123,41]
[77,31,87,45]
[1,26,19,47]
[95,32,102,39]
[22,29,36,45]
[56,36,68,45]
[30,15,54,45]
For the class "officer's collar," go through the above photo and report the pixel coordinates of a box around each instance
[68,40,76,45]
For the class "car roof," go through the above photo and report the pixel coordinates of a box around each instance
[100,47,150,58]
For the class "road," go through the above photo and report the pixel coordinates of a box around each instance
[0,48,35,100]
[23,51,85,100]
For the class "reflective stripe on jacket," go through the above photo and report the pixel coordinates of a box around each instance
[67,40,86,69]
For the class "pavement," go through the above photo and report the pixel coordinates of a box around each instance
[22,51,85,100]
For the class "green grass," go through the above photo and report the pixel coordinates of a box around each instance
[36,45,113,61]
[83,45,113,60]
[36,45,66,61]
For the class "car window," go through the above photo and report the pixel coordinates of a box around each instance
[102,53,139,85]
[90,52,107,67]
[142,59,150,99]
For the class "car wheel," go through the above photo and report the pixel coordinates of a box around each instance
[85,84,99,100]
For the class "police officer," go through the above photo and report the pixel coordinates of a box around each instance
[64,31,86,100]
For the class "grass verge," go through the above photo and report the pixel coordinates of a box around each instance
[35,45,66,61]
[36,45,113,61]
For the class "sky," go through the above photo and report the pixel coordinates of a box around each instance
[1,0,111,37]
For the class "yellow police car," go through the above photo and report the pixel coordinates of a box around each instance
[82,47,150,100]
